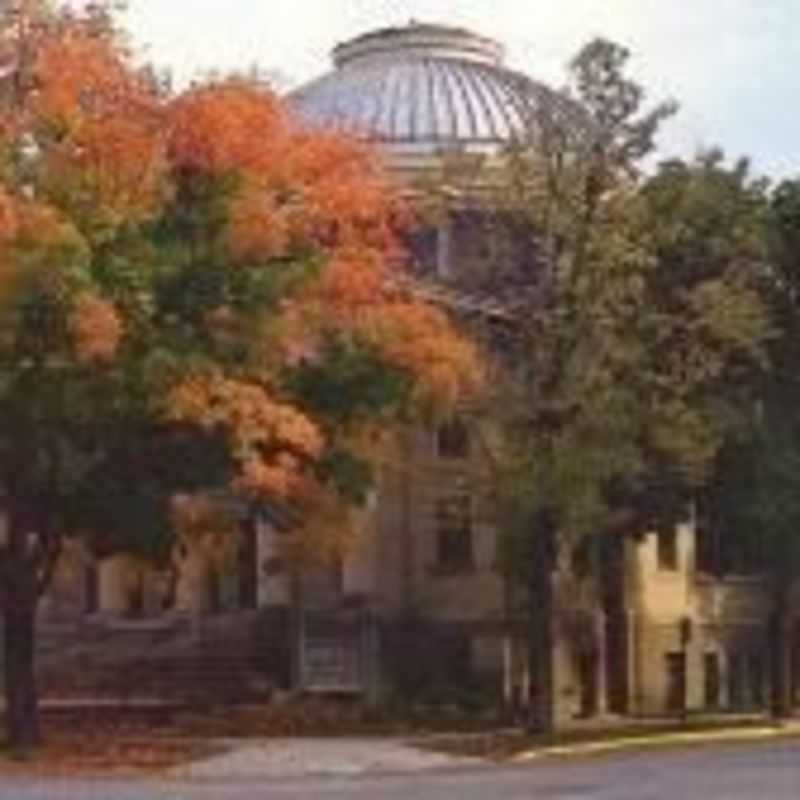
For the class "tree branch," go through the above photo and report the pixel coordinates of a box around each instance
[35,534,62,598]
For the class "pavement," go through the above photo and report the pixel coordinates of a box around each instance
[0,740,798,799]
[171,719,800,781]
[513,717,800,761]
[173,737,480,780]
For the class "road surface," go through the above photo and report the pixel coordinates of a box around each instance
[0,740,798,799]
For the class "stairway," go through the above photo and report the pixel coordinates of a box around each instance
[34,609,292,704]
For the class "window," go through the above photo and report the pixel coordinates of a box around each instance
[436,417,471,460]
[657,526,678,571]
[435,489,473,572]
[404,224,438,273]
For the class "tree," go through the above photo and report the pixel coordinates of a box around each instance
[0,2,480,749]
[490,41,770,732]
[708,176,800,718]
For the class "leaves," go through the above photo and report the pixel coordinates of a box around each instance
[69,292,122,364]
[706,175,800,582]
[0,2,481,585]
[490,42,771,568]
[166,82,287,177]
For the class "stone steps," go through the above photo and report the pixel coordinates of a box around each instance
[34,610,290,703]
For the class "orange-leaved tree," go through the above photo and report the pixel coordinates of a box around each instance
[0,2,481,749]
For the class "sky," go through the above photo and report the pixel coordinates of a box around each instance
[119,0,800,179]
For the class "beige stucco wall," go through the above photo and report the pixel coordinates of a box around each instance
[629,524,771,715]
[370,425,505,624]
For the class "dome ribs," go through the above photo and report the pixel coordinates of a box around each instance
[290,23,582,150]
[432,59,460,142]
[448,60,483,141]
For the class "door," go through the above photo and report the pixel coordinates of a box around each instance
[704,652,720,709]
[578,651,598,718]
[665,652,687,713]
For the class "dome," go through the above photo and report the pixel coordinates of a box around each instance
[290,23,572,152]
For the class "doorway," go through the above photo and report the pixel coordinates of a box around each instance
[578,650,599,717]
[665,652,687,713]
[704,652,720,709]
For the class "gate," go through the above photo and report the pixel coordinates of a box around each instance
[297,610,374,694]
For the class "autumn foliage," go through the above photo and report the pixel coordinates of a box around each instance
[0,2,481,566]
[0,2,481,748]
[69,292,123,364]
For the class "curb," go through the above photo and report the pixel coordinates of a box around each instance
[512,723,800,762]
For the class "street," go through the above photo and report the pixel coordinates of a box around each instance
[0,741,798,799]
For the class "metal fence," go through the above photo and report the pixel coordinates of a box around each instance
[297,610,377,695]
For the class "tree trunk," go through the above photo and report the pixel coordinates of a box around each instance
[526,523,556,736]
[769,584,792,720]
[3,563,40,750]
[527,573,555,735]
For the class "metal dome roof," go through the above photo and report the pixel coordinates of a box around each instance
[290,23,570,149]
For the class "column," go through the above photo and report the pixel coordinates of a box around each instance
[595,610,609,715]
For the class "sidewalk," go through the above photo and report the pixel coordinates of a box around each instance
[513,717,800,762]
[173,738,481,780]
[412,712,800,764]
[172,714,800,780]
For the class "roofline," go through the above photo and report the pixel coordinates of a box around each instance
[332,22,505,69]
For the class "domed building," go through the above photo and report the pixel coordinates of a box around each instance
[284,24,784,721]
[292,23,571,166]
[31,22,793,725]
[283,23,606,717]
[293,22,573,311]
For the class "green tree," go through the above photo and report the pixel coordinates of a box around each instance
[707,176,800,717]
[491,40,770,732]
